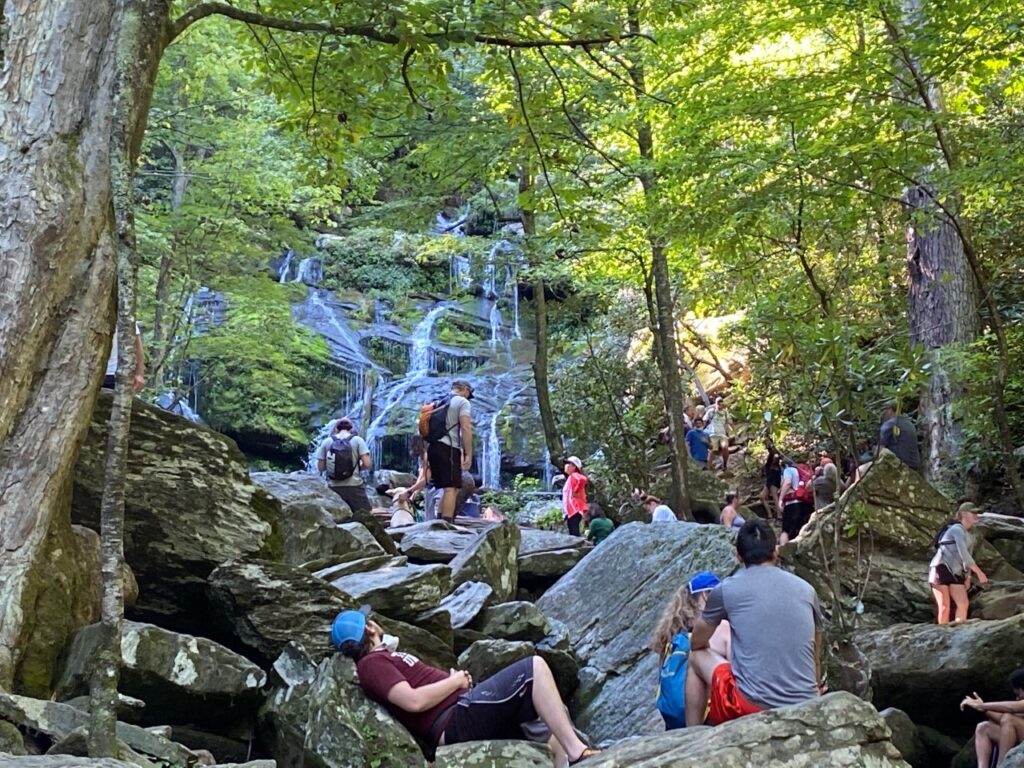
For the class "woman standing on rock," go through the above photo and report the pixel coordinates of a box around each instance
[562,456,589,537]
[929,502,988,624]
[651,572,731,730]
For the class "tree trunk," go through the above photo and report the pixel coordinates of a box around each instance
[0,0,170,693]
[520,166,565,466]
[626,7,691,520]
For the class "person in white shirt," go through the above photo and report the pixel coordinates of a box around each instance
[103,321,145,393]
[643,494,677,523]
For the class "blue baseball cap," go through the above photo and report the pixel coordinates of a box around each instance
[331,605,371,648]
[687,571,721,595]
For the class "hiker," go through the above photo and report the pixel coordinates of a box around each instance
[720,493,745,535]
[425,380,474,523]
[562,456,589,536]
[929,501,988,624]
[460,475,482,518]
[332,607,600,766]
[778,457,813,546]
[103,321,145,393]
[399,435,442,520]
[685,417,712,469]
[879,404,921,472]
[961,668,1024,768]
[685,519,822,727]
[812,450,842,510]
[651,571,731,730]
[703,397,731,473]
[760,438,782,519]
[586,506,614,545]
[315,418,373,512]
[641,494,677,523]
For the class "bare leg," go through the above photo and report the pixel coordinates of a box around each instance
[949,584,970,623]
[439,487,458,521]
[779,531,790,547]
[549,735,567,768]
[530,657,588,762]
[686,648,728,726]
[931,585,950,625]
[977,720,1000,768]
[721,445,729,471]
[997,714,1024,766]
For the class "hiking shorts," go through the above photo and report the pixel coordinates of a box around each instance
[428,442,463,489]
[782,501,812,539]
[442,657,539,744]
[708,663,765,725]
[709,434,729,451]
[930,564,966,586]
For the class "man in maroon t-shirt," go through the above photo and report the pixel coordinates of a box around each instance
[332,607,599,766]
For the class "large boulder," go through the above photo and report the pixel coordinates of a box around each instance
[398,522,478,563]
[970,581,1024,620]
[258,644,425,768]
[449,522,521,602]
[536,522,737,742]
[0,694,196,767]
[251,471,351,522]
[1005,743,1024,768]
[72,395,280,629]
[330,564,451,621]
[790,450,1021,628]
[516,529,585,590]
[470,603,550,643]
[54,621,265,729]
[855,614,1024,733]
[880,708,927,768]
[976,513,1024,572]
[433,741,551,767]
[583,691,908,767]
[439,582,495,629]
[0,760,137,768]
[457,641,535,683]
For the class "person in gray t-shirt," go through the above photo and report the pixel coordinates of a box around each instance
[315,417,372,513]
[686,519,821,726]
[879,405,921,472]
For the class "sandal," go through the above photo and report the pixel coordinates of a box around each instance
[569,747,601,765]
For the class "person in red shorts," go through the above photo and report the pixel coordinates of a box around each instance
[684,519,822,726]
[332,606,599,766]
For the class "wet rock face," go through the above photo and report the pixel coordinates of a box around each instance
[72,395,278,629]
[537,522,738,743]
[854,614,1024,734]
[54,621,266,730]
[791,450,1022,629]
[259,644,425,768]
[583,692,908,767]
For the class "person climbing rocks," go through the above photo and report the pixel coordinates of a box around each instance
[703,397,731,474]
[812,450,843,510]
[760,438,783,520]
[778,457,812,546]
[879,403,921,472]
[102,320,145,393]
[332,607,600,766]
[929,501,988,624]
[586,506,614,545]
[641,493,677,523]
[426,380,474,523]
[651,571,731,730]
[720,493,745,535]
[562,456,589,537]
[686,519,822,727]
[685,417,712,469]
[961,667,1024,768]
[397,434,441,520]
[315,417,373,513]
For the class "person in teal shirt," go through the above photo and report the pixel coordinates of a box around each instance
[587,507,614,544]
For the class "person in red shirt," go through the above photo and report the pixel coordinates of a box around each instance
[562,456,589,537]
[332,607,599,766]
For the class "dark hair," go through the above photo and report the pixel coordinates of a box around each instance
[1010,668,1024,692]
[736,519,776,566]
[338,631,372,661]
[724,493,737,505]
[591,506,605,519]
[782,457,795,468]
[642,494,661,506]
[410,434,427,456]
[336,417,355,432]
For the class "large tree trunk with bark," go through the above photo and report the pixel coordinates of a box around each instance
[0,0,170,693]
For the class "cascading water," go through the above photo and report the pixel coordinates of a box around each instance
[450,254,472,293]
[481,410,502,489]
[489,303,503,350]
[295,257,323,286]
[278,250,294,283]
[542,447,554,491]
[508,264,521,339]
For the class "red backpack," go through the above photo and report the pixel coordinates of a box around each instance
[785,463,815,504]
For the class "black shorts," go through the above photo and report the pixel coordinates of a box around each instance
[765,470,782,489]
[443,657,538,744]
[427,442,463,489]
[930,564,966,586]
[782,501,812,539]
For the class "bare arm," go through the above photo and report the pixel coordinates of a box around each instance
[360,452,372,470]
[690,616,719,651]
[133,332,145,392]
[709,620,731,660]
[386,670,470,713]
[962,694,1024,715]
[317,459,326,472]
[460,415,473,470]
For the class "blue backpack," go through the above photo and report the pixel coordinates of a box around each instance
[655,631,690,730]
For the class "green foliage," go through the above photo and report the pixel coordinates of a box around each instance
[481,473,543,513]
[317,229,450,297]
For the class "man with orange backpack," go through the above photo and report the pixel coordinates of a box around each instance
[779,457,814,545]
[419,380,474,523]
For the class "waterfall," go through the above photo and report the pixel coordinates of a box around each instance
[481,410,502,489]
[489,303,503,350]
[509,265,521,339]
[306,291,372,366]
[450,254,471,293]
[374,299,388,325]
[295,257,323,286]
[542,447,553,491]
[410,304,448,372]
[278,250,294,283]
